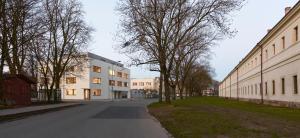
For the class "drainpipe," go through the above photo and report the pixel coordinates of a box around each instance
[260,44,264,104]
[225,79,226,98]
[237,67,239,100]
[230,75,232,99]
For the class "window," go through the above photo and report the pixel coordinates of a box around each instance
[124,82,128,87]
[93,66,101,73]
[260,83,262,95]
[265,49,268,60]
[146,82,152,86]
[92,89,101,96]
[123,73,129,79]
[133,82,137,86]
[273,44,276,55]
[248,86,250,95]
[294,26,298,42]
[117,81,122,87]
[109,69,115,76]
[255,84,258,95]
[255,58,257,65]
[66,77,76,84]
[282,36,285,49]
[294,75,298,94]
[282,78,285,94]
[139,82,144,86]
[251,85,253,95]
[265,82,268,95]
[92,78,101,84]
[109,80,115,86]
[67,66,75,72]
[272,80,275,95]
[117,72,122,77]
[66,89,76,96]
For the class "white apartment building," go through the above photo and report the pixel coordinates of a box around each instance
[219,4,300,107]
[61,52,130,100]
[131,78,159,91]
[130,78,160,98]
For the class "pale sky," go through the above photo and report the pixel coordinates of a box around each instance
[82,0,299,81]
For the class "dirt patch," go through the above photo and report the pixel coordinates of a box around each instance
[148,105,174,118]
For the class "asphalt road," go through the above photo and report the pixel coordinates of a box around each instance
[0,99,169,138]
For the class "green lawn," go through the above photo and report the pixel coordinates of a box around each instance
[148,97,300,138]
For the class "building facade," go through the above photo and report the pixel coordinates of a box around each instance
[219,4,300,107]
[130,78,160,98]
[61,52,130,100]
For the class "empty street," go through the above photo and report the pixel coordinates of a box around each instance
[0,99,169,138]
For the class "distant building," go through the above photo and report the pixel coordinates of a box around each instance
[130,78,160,98]
[59,52,130,100]
[219,4,300,107]
[202,89,214,96]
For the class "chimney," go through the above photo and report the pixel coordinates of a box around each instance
[285,7,292,14]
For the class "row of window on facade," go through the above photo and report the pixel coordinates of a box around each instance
[132,82,152,86]
[66,89,101,96]
[66,77,129,87]
[108,80,128,87]
[67,65,129,79]
[239,26,299,75]
[222,75,298,96]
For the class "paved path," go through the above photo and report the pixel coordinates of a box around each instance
[0,99,169,138]
[0,103,80,116]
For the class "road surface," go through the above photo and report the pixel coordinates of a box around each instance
[0,99,169,138]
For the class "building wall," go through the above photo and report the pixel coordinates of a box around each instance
[61,53,130,100]
[219,3,300,106]
[130,78,159,91]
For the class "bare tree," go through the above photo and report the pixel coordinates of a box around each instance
[0,0,4,100]
[185,62,214,96]
[117,0,243,103]
[0,0,40,75]
[33,0,92,102]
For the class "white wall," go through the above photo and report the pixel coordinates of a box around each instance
[219,4,300,104]
[61,53,130,100]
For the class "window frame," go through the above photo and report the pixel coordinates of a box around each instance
[281,78,285,94]
[66,77,76,84]
[294,75,298,94]
[93,66,101,73]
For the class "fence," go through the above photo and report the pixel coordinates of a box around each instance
[31,89,61,102]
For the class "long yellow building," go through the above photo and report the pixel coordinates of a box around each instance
[219,2,300,107]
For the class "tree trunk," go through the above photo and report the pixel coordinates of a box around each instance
[159,73,163,103]
[46,89,52,103]
[172,85,176,100]
[163,73,171,104]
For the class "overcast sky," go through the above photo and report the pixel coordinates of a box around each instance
[82,0,299,81]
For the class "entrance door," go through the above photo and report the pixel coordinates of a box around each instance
[84,89,91,100]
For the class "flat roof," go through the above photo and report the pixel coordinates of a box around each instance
[87,52,124,67]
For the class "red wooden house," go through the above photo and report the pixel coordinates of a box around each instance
[2,74,36,105]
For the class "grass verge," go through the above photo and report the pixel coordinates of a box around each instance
[148,97,300,138]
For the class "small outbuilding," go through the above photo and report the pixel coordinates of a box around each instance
[2,74,36,105]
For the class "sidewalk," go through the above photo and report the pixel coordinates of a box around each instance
[0,103,81,116]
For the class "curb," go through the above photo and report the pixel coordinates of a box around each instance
[0,103,82,123]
